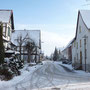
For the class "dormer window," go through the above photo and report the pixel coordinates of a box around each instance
[8,27,10,37]
[79,26,81,33]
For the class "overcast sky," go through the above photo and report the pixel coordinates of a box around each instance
[1,0,90,56]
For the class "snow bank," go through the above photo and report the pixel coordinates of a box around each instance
[0,61,90,90]
[0,63,42,90]
[54,61,90,76]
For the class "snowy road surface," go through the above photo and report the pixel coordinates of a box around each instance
[1,61,90,90]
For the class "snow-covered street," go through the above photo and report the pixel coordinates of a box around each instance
[1,61,90,90]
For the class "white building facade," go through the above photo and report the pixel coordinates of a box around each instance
[62,39,74,61]
[0,10,14,50]
[72,10,90,72]
[11,30,41,63]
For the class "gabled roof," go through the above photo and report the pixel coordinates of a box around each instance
[75,10,90,39]
[11,30,41,48]
[62,38,75,52]
[80,10,90,29]
[0,10,14,29]
[63,10,90,51]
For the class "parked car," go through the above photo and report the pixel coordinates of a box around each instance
[62,59,69,64]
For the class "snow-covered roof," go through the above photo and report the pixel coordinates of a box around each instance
[75,10,90,39]
[0,10,14,29]
[5,50,15,53]
[5,50,20,54]
[62,38,75,51]
[11,30,41,47]
[0,10,11,22]
[80,10,90,29]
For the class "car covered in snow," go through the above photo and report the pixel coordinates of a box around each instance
[62,59,70,64]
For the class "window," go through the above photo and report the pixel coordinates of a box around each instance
[77,53,78,61]
[3,27,5,36]
[85,49,87,59]
[77,42,78,49]
[79,26,81,33]
[84,39,87,59]
[84,39,86,45]
[80,51,82,64]
[8,27,10,36]
[3,24,7,37]
[74,57,76,63]
[80,40,81,47]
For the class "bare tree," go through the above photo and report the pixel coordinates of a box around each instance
[15,34,26,60]
[25,40,36,63]
[15,33,37,63]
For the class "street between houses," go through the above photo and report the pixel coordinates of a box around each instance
[0,61,90,90]
[1,1,90,89]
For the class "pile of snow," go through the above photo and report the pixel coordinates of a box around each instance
[54,61,90,76]
[0,63,42,90]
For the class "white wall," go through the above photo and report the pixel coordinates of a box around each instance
[72,40,77,65]
[72,13,90,71]
[3,23,12,49]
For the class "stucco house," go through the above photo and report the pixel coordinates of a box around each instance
[62,39,74,61]
[72,10,90,72]
[11,30,41,63]
[0,10,14,50]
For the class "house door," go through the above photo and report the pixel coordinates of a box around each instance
[80,51,82,66]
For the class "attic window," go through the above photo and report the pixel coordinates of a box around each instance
[79,26,81,33]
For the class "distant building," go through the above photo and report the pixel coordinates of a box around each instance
[11,30,41,63]
[72,10,90,72]
[62,39,74,61]
[0,10,14,50]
